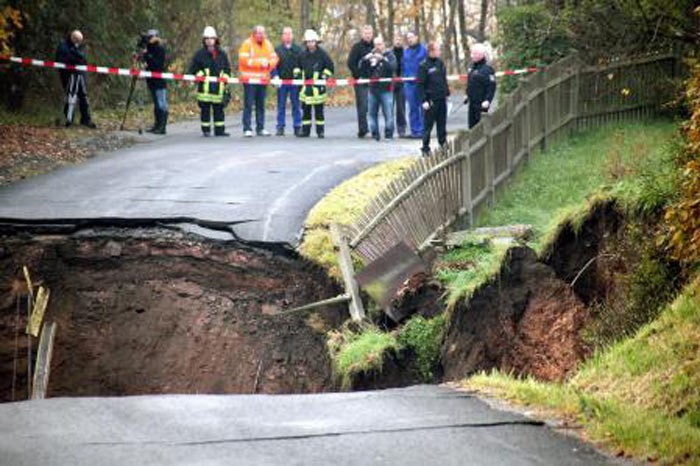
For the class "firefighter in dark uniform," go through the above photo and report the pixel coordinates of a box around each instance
[139,29,168,134]
[188,26,231,137]
[418,42,450,156]
[55,30,96,128]
[465,43,496,129]
[297,29,334,139]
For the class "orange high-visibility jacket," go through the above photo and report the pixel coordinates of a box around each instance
[238,36,279,81]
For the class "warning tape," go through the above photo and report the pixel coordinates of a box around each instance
[0,55,541,86]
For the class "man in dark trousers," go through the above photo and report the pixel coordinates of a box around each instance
[417,42,450,156]
[392,33,407,138]
[347,25,374,138]
[188,26,231,137]
[140,29,168,134]
[402,31,427,139]
[360,36,396,141]
[298,29,334,138]
[465,43,496,129]
[55,30,96,128]
[274,27,303,136]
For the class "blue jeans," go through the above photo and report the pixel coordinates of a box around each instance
[276,85,302,130]
[243,84,267,132]
[404,82,424,136]
[368,90,395,139]
[150,88,168,112]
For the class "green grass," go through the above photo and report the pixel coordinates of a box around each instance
[397,314,447,381]
[476,120,677,251]
[327,324,400,390]
[464,275,700,464]
[435,240,510,309]
[437,120,678,308]
[299,157,416,279]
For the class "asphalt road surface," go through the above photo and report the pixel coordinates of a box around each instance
[0,385,619,466]
[0,105,468,245]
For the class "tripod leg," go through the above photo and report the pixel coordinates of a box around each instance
[120,76,138,131]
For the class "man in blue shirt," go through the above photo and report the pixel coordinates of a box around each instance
[402,31,427,139]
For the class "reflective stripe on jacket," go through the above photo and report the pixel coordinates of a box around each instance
[238,36,279,81]
[299,47,334,105]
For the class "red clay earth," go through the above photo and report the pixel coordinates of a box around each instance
[0,229,345,402]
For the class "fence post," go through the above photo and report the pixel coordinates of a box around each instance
[483,115,495,205]
[330,223,366,322]
[542,73,549,152]
[460,137,473,226]
[570,56,581,134]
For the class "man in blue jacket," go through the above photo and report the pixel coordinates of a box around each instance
[402,31,427,139]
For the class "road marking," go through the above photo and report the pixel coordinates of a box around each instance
[261,164,333,242]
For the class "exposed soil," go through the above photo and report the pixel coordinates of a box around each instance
[441,247,591,382]
[0,229,345,402]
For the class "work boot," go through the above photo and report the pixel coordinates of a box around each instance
[152,111,167,135]
[147,108,159,132]
[276,127,284,136]
[298,125,311,138]
[316,128,325,139]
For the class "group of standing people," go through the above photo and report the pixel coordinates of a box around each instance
[55,25,496,154]
[187,25,333,138]
[348,26,496,154]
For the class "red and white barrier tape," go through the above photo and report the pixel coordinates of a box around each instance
[0,55,541,86]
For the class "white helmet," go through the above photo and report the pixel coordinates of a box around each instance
[202,26,217,39]
[303,29,320,43]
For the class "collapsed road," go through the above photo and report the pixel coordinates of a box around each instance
[0,106,621,464]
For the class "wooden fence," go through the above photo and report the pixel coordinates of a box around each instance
[346,52,679,265]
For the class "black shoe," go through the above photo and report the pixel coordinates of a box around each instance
[317,132,325,139]
[372,132,380,142]
[203,132,211,137]
[276,128,284,136]
[358,131,368,139]
[152,127,166,135]
[81,121,97,129]
[215,132,231,137]
[421,148,431,157]
[293,127,302,137]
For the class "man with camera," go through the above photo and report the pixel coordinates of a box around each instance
[138,29,168,135]
[359,36,396,142]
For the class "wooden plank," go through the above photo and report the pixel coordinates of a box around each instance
[31,321,56,400]
[330,223,365,321]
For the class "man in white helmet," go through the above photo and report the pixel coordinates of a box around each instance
[188,26,231,136]
[297,29,334,138]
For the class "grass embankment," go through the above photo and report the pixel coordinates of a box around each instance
[464,274,700,463]
[450,119,700,463]
[311,119,678,392]
[299,157,415,279]
[439,120,678,307]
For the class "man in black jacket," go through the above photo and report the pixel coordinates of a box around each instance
[360,36,396,141]
[347,25,374,138]
[188,26,231,137]
[55,30,96,128]
[465,43,496,129]
[139,29,168,134]
[417,42,450,156]
[274,27,303,136]
[392,33,407,138]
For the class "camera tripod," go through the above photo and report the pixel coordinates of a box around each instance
[119,59,146,134]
